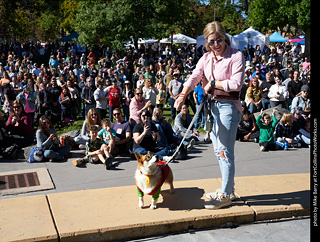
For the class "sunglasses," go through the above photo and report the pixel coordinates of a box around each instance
[208,38,224,46]
[136,93,143,95]
[113,113,121,116]
[91,113,97,116]
[13,106,22,109]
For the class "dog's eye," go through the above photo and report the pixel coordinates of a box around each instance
[146,154,152,160]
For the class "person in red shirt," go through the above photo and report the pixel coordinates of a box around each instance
[107,79,122,121]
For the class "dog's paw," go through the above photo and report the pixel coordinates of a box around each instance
[138,198,144,208]
[150,204,157,209]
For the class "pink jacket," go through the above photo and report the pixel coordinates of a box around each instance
[129,97,146,123]
[184,45,245,112]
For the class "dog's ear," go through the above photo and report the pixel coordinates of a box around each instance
[135,151,143,163]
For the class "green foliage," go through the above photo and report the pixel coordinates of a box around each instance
[247,0,310,32]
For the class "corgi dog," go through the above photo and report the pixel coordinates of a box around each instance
[135,151,174,209]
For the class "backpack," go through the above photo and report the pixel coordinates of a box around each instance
[2,144,21,160]
[29,147,45,163]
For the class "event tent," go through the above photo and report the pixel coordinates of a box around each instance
[57,32,79,42]
[160,33,196,45]
[269,31,287,42]
[231,27,269,51]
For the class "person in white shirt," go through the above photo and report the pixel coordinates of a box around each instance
[94,81,108,119]
[32,63,42,77]
[268,76,289,108]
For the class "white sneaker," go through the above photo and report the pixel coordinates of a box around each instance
[204,193,232,210]
[187,139,195,150]
[206,188,236,201]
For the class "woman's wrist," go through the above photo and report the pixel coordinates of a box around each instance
[179,93,187,99]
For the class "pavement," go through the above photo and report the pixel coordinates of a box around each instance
[0,141,311,241]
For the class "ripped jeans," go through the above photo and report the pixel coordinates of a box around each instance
[210,100,241,196]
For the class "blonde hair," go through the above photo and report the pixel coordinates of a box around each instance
[203,21,230,52]
[280,113,293,126]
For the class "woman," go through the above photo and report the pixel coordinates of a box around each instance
[36,115,71,161]
[173,104,199,146]
[2,82,16,114]
[74,108,102,148]
[174,21,245,209]
[142,78,158,110]
[59,86,73,123]
[246,77,263,114]
[268,76,289,108]
[5,99,34,147]
[237,102,259,142]
[132,109,170,160]
[17,85,37,122]
[129,88,152,126]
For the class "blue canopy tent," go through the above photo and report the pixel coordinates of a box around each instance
[269,31,287,42]
[57,32,79,42]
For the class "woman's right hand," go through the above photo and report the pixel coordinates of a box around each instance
[174,96,185,111]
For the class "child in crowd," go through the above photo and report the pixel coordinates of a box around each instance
[98,118,116,158]
[275,113,301,148]
[256,109,277,151]
[73,125,113,169]
[156,82,166,112]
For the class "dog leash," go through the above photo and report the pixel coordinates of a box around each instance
[163,96,206,165]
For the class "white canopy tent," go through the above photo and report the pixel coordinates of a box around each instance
[160,33,197,45]
[196,33,233,50]
[231,27,269,51]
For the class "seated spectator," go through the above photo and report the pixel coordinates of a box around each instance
[246,76,263,114]
[173,104,199,149]
[129,88,152,126]
[268,76,289,108]
[5,99,34,147]
[111,108,132,156]
[98,118,116,160]
[275,112,300,148]
[237,102,259,142]
[74,108,102,148]
[256,109,277,152]
[291,85,311,119]
[36,115,71,162]
[292,106,310,147]
[132,109,170,160]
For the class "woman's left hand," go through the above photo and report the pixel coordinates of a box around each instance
[203,82,212,95]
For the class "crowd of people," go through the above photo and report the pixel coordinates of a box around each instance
[0,40,311,165]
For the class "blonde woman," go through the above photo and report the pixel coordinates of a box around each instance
[174,21,245,209]
[142,78,158,109]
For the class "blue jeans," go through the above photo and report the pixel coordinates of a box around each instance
[169,97,176,119]
[44,145,71,161]
[194,103,206,128]
[133,147,170,160]
[211,101,241,196]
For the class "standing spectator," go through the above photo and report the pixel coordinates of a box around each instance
[143,66,155,84]
[122,80,134,122]
[107,79,122,122]
[16,85,37,122]
[142,78,158,111]
[193,79,206,128]
[81,77,96,118]
[48,55,58,69]
[94,81,108,119]
[59,87,73,123]
[47,77,62,125]
[168,72,183,119]
[2,83,16,113]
